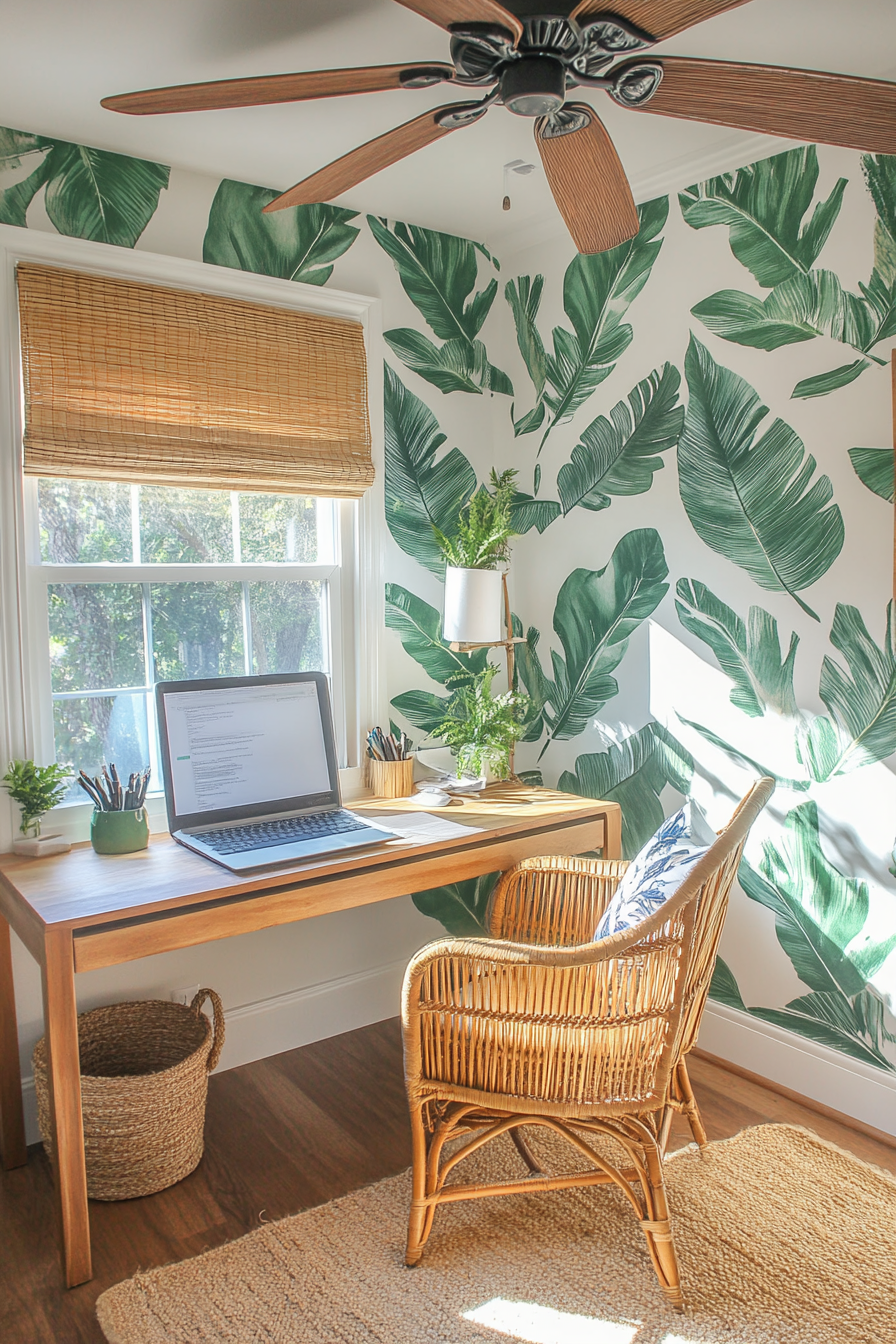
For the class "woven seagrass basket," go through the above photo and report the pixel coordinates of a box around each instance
[33,988,224,1201]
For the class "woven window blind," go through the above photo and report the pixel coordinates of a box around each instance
[16,263,373,497]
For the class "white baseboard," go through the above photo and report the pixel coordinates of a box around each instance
[17,974,896,1148]
[699,1002,896,1137]
[19,955,410,1146]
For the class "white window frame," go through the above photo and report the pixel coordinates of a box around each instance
[0,225,387,846]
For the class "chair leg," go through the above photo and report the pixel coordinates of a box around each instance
[405,1104,430,1267]
[676,1057,708,1149]
[640,1141,684,1311]
[510,1125,545,1175]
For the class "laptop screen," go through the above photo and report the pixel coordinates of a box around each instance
[156,672,341,832]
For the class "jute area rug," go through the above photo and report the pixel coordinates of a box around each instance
[97,1123,895,1344]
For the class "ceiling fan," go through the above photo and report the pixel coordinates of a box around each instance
[102,0,896,255]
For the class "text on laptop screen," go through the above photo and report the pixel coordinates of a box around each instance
[162,681,331,816]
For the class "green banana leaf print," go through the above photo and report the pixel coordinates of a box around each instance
[368,216,512,396]
[504,198,668,448]
[384,329,512,396]
[556,364,684,514]
[675,580,800,718]
[517,529,669,758]
[709,957,896,1070]
[203,181,359,284]
[507,492,562,534]
[679,337,844,620]
[685,149,896,399]
[383,365,477,577]
[411,871,500,936]
[0,124,169,246]
[558,722,693,858]
[385,583,488,689]
[679,147,847,288]
[691,269,844,352]
[849,446,895,502]
[0,126,52,226]
[538,197,668,449]
[815,601,896,774]
[674,713,810,794]
[720,802,896,1070]
[505,273,547,435]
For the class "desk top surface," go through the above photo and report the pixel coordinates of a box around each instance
[0,785,615,932]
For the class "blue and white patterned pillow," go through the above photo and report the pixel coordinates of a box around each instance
[594,801,716,940]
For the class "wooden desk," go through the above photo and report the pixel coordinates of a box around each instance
[0,784,619,1287]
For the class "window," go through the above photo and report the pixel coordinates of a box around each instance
[0,233,383,846]
[24,478,356,801]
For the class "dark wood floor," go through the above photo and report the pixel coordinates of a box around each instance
[2,1018,894,1344]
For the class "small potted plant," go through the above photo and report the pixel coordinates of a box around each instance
[434,469,518,645]
[2,759,72,856]
[433,664,529,782]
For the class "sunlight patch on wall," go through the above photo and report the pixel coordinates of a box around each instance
[461,1298,639,1344]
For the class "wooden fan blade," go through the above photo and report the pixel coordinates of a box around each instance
[622,57,896,155]
[392,1,523,44]
[102,63,456,115]
[535,105,639,254]
[570,1,753,42]
[264,102,483,212]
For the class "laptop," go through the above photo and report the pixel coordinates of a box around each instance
[155,672,397,873]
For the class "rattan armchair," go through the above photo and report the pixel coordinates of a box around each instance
[401,777,774,1309]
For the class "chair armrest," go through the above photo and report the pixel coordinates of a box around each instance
[488,854,630,945]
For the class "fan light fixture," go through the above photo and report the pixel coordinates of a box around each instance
[102,1,896,257]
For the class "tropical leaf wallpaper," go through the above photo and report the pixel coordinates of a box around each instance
[1,119,894,1085]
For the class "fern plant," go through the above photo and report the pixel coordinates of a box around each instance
[433,664,530,779]
[433,468,518,570]
[2,759,71,836]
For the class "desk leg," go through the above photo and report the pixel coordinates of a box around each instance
[603,805,622,861]
[0,914,27,1169]
[41,928,91,1288]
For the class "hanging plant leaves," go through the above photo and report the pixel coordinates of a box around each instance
[40,142,169,247]
[679,147,847,287]
[383,365,477,577]
[369,215,512,396]
[675,580,800,718]
[537,197,668,448]
[816,601,896,774]
[385,583,488,687]
[517,529,668,757]
[411,871,500,936]
[849,447,895,502]
[203,181,359,284]
[678,337,843,621]
[558,722,693,858]
[557,364,683,514]
[384,329,512,396]
[0,126,53,226]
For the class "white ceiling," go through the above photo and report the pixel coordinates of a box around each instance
[2,0,895,252]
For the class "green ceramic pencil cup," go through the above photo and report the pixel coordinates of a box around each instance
[90,808,150,855]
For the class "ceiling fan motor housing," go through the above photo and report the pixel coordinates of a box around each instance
[500,56,566,116]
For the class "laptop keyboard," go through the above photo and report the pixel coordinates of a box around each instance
[197,811,370,855]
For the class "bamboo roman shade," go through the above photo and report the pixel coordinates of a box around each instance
[16,263,373,497]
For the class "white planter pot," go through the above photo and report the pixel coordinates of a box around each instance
[443,567,503,644]
[11,833,71,858]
